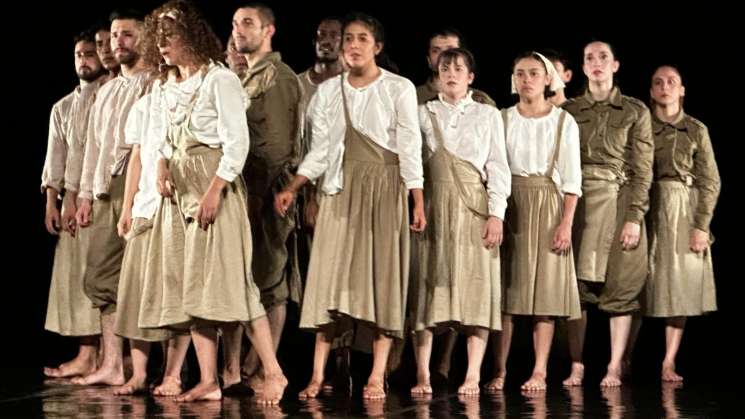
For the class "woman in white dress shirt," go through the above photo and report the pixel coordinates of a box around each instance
[275,12,426,400]
[486,51,582,392]
[409,48,510,397]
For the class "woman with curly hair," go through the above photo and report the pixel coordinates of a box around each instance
[142,0,286,404]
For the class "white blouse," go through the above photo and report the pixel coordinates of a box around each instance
[504,105,582,196]
[297,69,424,194]
[158,64,250,183]
[419,92,511,218]
[125,93,166,220]
[80,71,151,200]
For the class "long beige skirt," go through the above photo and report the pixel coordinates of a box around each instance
[410,172,501,330]
[44,227,100,336]
[299,151,409,338]
[502,176,581,319]
[114,217,172,341]
[165,147,266,326]
[644,181,716,317]
[138,198,187,329]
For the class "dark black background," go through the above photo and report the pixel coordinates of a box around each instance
[3,0,741,400]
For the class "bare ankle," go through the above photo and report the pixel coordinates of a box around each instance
[464,374,480,382]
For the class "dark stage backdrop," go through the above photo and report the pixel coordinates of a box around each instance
[3,0,741,398]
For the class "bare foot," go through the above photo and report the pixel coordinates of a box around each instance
[662,362,683,382]
[176,381,222,402]
[257,372,287,405]
[298,379,322,399]
[484,375,505,393]
[247,373,264,394]
[458,376,480,396]
[411,374,432,395]
[153,376,182,397]
[563,362,584,387]
[44,357,96,378]
[70,365,125,386]
[600,365,622,388]
[363,378,386,400]
[521,372,547,391]
[222,370,242,389]
[113,375,148,395]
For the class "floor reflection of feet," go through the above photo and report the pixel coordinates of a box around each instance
[84,388,125,418]
[219,396,241,419]
[412,393,432,419]
[662,381,683,419]
[180,398,223,419]
[254,403,285,419]
[565,385,584,419]
[411,393,433,402]
[521,389,547,419]
[152,396,181,417]
[127,393,148,417]
[363,398,386,417]
[601,386,626,419]
[485,389,505,410]
[458,394,481,419]
[301,397,326,419]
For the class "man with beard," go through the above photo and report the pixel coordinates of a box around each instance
[72,9,154,386]
[221,2,303,392]
[64,23,120,222]
[42,28,107,379]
